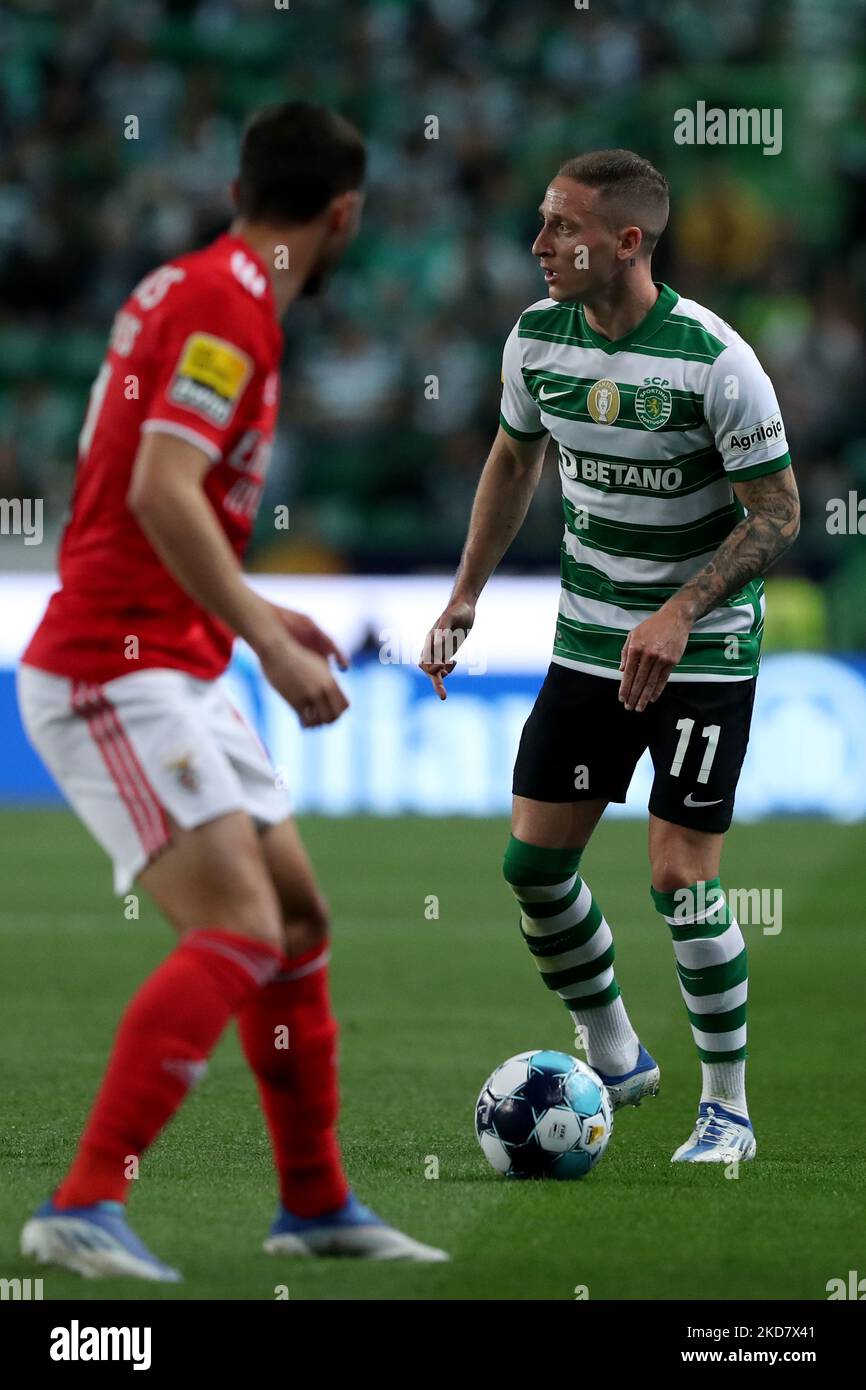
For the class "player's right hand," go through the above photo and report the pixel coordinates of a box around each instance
[260,638,349,728]
[419,599,476,700]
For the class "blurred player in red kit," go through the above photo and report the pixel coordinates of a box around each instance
[17,101,447,1278]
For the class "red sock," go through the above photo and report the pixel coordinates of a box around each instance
[54,928,281,1209]
[238,941,349,1219]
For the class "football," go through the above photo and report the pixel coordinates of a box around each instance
[475,1050,613,1179]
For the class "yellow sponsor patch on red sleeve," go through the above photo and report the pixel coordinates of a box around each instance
[168,333,253,428]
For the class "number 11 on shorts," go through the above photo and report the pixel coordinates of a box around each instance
[670,718,721,785]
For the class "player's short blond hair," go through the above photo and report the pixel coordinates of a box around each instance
[557,149,670,253]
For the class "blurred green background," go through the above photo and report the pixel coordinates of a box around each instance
[1,0,865,647]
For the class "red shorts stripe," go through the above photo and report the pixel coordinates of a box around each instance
[98,693,172,851]
[92,699,168,856]
[71,682,171,860]
[71,682,155,852]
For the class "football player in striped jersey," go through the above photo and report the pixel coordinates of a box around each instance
[421,149,799,1165]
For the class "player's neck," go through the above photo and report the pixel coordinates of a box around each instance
[229,219,320,317]
[580,272,659,343]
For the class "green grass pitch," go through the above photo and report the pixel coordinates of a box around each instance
[1,809,863,1301]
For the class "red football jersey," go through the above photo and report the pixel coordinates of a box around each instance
[23,233,283,682]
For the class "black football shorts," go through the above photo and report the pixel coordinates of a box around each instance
[512,662,757,834]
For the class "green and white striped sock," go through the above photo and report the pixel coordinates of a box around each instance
[503,836,639,1075]
[651,878,748,1116]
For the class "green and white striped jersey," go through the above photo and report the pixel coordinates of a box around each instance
[500,283,791,682]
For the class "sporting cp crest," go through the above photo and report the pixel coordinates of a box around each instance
[634,383,672,430]
[587,378,621,425]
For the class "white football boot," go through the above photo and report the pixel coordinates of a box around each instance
[671,1101,756,1163]
[21,1199,182,1281]
[264,1192,449,1261]
[595,1042,661,1111]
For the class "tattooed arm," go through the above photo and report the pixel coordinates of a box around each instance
[618,467,800,712]
[671,467,801,623]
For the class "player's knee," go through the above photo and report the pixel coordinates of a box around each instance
[238,914,284,953]
[223,897,284,952]
[208,835,284,949]
[279,890,330,959]
[232,880,284,950]
[141,816,284,949]
[652,867,690,894]
[649,823,719,896]
[650,854,707,894]
[280,884,328,939]
[309,891,331,939]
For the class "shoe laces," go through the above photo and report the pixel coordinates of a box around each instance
[694,1106,741,1146]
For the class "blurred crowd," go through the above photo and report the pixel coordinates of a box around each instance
[1,0,865,642]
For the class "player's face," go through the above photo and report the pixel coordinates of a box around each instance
[301,189,364,297]
[532,179,623,302]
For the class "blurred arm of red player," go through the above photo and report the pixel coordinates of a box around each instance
[128,429,348,728]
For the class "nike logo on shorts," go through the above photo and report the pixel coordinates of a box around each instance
[684,793,724,808]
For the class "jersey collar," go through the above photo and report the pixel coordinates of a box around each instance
[577,282,678,356]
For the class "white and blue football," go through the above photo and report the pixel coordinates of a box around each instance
[475,1050,613,1179]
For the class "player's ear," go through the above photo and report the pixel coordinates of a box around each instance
[327,189,364,237]
[618,226,643,262]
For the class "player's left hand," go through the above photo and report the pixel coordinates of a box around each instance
[269,605,349,670]
[618,604,692,712]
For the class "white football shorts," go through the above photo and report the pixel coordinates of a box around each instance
[17,664,291,894]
